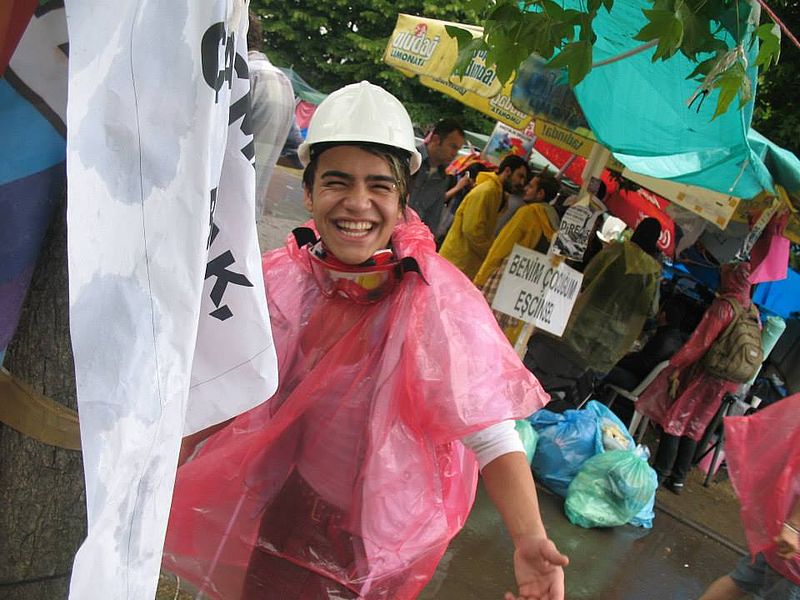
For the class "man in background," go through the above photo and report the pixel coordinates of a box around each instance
[408,118,469,232]
[475,172,560,289]
[248,12,294,222]
[439,155,529,279]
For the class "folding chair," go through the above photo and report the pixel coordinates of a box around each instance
[601,360,671,443]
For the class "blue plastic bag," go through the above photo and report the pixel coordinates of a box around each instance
[529,408,602,497]
[564,448,658,528]
[584,400,635,452]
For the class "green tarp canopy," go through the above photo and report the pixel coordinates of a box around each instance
[538,0,800,200]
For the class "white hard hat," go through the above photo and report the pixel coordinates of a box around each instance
[298,81,422,174]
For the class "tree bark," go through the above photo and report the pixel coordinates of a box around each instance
[0,195,87,599]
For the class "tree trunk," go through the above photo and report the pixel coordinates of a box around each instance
[0,195,87,599]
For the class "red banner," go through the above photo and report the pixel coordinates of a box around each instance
[606,188,675,256]
[533,138,675,256]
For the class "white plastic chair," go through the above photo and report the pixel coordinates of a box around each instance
[602,360,671,443]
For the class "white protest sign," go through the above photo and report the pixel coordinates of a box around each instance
[491,245,583,336]
[551,204,599,260]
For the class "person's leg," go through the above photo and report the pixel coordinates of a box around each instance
[667,436,698,491]
[700,553,768,600]
[761,559,800,600]
[698,575,748,600]
[653,431,680,484]
[241,471,360,599]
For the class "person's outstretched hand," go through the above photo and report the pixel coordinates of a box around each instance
[775,522,799,559]
[503,535,569,600]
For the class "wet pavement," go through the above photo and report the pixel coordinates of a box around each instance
[246,168,746,600]
[257,166,310,252]
[421,483,742,600]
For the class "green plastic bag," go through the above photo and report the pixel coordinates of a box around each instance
[564,449,657,528]
[515,419,538,465]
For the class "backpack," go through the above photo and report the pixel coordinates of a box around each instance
[701,297,763,383]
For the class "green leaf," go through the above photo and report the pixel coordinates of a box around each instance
[634,8,684,61]
[538,0,567,22]
[685,53,721,81]
[578,11,597,44]
[676,4,710,61]
[754,23,781,71]
[633,11,667,42]
[445,25,475,46]
[488,2,524,23]
[452,38,487,76]
[650,0,675,12]
[546,40,593,87]
[712,62,747,119]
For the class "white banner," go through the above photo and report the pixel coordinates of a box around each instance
[622,167,740,230]
[491,245,583,336]
[64,1,278,598]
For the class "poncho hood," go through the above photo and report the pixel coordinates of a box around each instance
[474,169,501,189]
[719,260,752,305]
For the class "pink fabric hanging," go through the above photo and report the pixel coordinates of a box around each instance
[749,211,790,284]
[724,394,800,586]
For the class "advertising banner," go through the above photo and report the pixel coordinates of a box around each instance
[384,14,596,150]
[605,188,676,256]
[384,13,500,97]
[419,74,532,130]
[621,168,740,230]
[481,121,534,166]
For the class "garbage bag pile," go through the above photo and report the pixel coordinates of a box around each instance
[529,401,658,528]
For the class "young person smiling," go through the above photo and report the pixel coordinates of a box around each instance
[165,82,566,600]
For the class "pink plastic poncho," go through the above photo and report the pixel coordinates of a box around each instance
[636,262,753,441]
[163,213,550,599]
[724,394,800,586]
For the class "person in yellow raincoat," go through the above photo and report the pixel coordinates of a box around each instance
[474,173,561,344]
[439,155,529,279]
